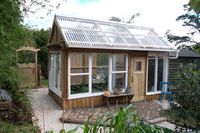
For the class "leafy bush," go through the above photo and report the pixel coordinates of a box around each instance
[47,105,171,133]
[0,121,38,133]
[79,105,166,133]
[168,63,200,130]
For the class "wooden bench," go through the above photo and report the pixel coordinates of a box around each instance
[103,93,134,109]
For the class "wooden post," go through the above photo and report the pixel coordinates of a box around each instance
[35,52,38,88]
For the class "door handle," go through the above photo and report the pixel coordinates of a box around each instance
[132,75,133,82]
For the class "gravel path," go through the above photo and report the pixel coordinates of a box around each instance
[29,88,82,133]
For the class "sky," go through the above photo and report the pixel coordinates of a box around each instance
[24,0,189,37]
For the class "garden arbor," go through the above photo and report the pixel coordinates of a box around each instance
[16,46,40,88]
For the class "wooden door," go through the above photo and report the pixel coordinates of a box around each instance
[130,55,146,101]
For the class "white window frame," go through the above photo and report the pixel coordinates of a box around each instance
[109,54,128,92]
[68,53,91,99]
[146,52,168,95]
[49,51,62,97]
[68,52,128,99]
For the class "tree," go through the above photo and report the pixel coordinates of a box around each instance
[32,29,50,79]
[109,13,141,23]
[109,16,122,22]
[0,0,27,89]
[166,4,200,53]
[190,0,200,13]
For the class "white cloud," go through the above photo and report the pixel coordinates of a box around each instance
[23,0,189,36]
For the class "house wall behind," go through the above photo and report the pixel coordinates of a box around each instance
[169,58,200,82]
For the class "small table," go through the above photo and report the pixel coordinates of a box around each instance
[103,93,134,109]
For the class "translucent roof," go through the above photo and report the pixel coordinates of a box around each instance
[55,15,176,51]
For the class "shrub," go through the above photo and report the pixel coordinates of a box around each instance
[47,105,171,133]
[168,63,200,130]
[0,121,38,133]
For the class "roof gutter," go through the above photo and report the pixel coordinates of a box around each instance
[169,49,180,59]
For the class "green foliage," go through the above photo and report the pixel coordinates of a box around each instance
[166,4,200,53]
[0,0,26,88]
[190,0,200,13]
[0,121,38,133]
[168,63,200,130]
[41,79,48,86]
[48,105,170,133]
[32,29,50,79]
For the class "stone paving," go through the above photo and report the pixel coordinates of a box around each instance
[63,100,164,124]
[134,100,164,120]
[30,88,175,132]
[29,88,82,133]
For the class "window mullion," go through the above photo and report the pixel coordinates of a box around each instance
[125,55,128,88]
[111,71,127,74]
[89,54,92,94]
[70,73,89,76]
[108,54,112,92]
[154,56,158,92]
[68,53,71,98]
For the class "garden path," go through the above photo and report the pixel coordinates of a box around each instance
[29,88,82,133]
[29,88,176,132]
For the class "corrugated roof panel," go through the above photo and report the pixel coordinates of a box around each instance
[120,34,139,44]
[84,30,109,43]
[113,25,130,33]
[55,15,175,51]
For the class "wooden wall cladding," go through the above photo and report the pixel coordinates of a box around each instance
[49,89,63,107]
[63,95,130,110]
[145,94,160,101]
[49,88,160,110]
[63,96,103,109]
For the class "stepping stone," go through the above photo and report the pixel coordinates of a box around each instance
[147,117,167,124]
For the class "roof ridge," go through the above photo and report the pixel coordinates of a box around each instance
[55,15,153,30]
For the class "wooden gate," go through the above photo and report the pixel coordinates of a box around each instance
[16,47,40,88]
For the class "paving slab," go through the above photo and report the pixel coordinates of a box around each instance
[29,88,82,133]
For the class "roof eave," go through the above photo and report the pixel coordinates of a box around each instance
[67,45,178,52]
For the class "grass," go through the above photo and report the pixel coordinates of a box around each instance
[41,79,48,86]
[0,121,38,133]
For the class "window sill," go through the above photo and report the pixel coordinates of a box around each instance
[146,91,161,95]
[68,92,103,100]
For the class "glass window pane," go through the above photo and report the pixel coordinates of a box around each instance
[99,24,116,32]
[92,53,108,93]
[136,61,142,71]
[85,31,108,43]
[157,59,163,91]
[112,54,126,71]
[94,53,109,66]
[49,53,61,95]
[70,53,89,73]
[112,73,126,89]
[71,75,89,94]
[114,25,129,33]
[147,58,155,92]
